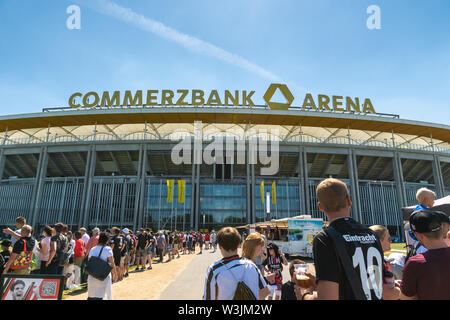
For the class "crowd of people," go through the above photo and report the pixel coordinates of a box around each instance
[203,180,450,301]
[0,218,219,300]
[1,179,449,300]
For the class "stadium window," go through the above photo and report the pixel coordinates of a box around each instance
[224,163,232,180]
[215,163,223,180]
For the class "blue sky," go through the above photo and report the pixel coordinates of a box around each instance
[0,0,449,124]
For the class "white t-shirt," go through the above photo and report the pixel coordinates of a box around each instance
[388,252,406,267]
[11,229,21,246]
[69,239,75,257]
[88,245,113,262]
[406,231,428,254]
[40,236,51,261]
[82,234,90,250]
[87,245,113,300]
[210,233,217,243]
[203,257,267,300]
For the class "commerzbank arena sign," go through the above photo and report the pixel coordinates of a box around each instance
[68,83,376,114]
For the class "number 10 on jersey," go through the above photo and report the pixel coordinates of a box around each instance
[352,247,383,300]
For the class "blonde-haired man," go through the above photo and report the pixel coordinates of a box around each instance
[302,178,385,300]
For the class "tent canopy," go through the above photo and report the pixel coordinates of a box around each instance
[237,215,321,229]
[401,195,450,220]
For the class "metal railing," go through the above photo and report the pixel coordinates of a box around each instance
[41,104,401,119]
[2,132,448,155]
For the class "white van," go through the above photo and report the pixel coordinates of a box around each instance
[246,215,324,258]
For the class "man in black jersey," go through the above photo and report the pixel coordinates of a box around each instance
[302,178,385,300]
[110,227,125,282]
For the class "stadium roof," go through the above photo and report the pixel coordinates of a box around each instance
[0,107,448,147]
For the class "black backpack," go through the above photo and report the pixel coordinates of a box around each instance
[0,253,5,268]
[55,235,70,266]
[126,236,133,251]
[405,241,423,264]
[220,261,257,300]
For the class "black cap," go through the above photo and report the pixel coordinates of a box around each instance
[435,211,450,224]
[410,210,443,233]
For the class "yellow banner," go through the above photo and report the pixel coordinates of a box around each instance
[260,181,264,204]
[178,180,185,203]
[272,181,276,205]
[166,180,174,203]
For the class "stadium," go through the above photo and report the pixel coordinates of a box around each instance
[0,86,449,242]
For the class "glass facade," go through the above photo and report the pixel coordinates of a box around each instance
[199,181,247,231]
[254,180,301,222]
[143,178,192,231]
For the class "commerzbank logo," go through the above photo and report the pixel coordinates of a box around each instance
[263,84,294,110]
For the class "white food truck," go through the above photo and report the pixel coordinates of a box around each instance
[242,215,324,258]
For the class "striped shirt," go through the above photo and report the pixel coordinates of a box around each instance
[203,255,267,300]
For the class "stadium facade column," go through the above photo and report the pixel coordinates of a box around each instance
[119,180,127,229]
[193,122,202,231]
[346,127,362,223]
[392,151,407,207]
[135,144,147,230]
[391,132,407,208]
[251,160,256,224]
[347,148,362,222]
[298,146,307,215]
[0,127,7,180]
[81,146,97,228]
[190,141,195,230]
[133,144,143,230]
[302,148,311,214]
[246,141,251,225]
[194,162,200,231]
[30,147,49,230]
[432,155,445,198]
[0,148,5,181]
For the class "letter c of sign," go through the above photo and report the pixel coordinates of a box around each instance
[69,92,82,108]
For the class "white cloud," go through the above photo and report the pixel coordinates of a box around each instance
[75,0,283,82]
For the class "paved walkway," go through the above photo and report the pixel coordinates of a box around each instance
[65,246,315,300]
[157,248,222,300]
[157,247,315,300]
[65,251,196,300]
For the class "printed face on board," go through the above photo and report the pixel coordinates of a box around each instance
[1,276,63,301]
